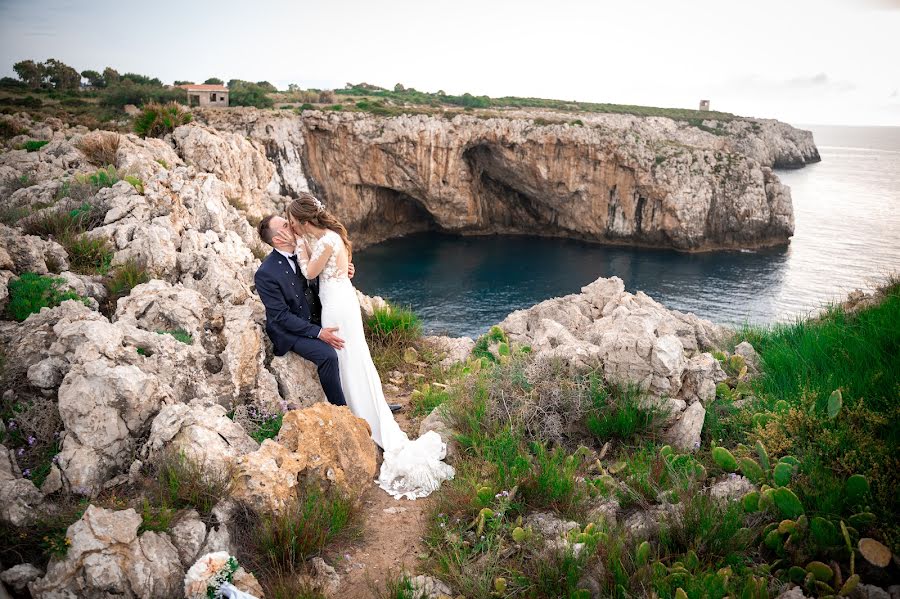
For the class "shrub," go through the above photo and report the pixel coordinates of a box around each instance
[228,82,275,108]
[6,273,84,321]
[62,233,113,274]
[0,205,30,225]
[0,119,26,139]
[145,451,234,516]
[584,377,663,442]
[2,173,33,192]
[520,443,586,514]
[22,201,107,238]
[103,259,150,313]
[76,131,120,166]
[231,483,360,596]
[133,102,192,138]
[22,139,49,152]
[366,305,422,346]
[410,384,450,416]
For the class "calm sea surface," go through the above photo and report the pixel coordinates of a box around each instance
[353,125,900,338]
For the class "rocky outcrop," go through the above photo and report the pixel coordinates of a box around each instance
[197,107,818,252]
[29,506,184,598]
[496,276,727,450]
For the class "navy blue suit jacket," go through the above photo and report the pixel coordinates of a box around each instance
[254,250,322,356]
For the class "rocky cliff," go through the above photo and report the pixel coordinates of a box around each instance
[196,107,818,251]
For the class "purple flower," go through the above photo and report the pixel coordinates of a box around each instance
[75,486,90,496]
[27,435,36,446]
[495,490,510,499]
[693,440,701,449]
[7,420,16,430]
[22,469,31,478]
[52,454,60,464]
[16,448,24,457]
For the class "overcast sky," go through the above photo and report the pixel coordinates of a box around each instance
[1,0,898,126]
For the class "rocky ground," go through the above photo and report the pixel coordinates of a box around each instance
[0,107,892,599]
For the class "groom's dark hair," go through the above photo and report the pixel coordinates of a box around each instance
[257,214,277,246]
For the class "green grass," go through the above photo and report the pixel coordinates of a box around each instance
[62,233,113,274]
[232,483,360,586]
[146,451,233,516]
[410,384,450,416]
[365,305,422,345]
[250,413,283,443]
[740,286,899,414]
[584,378,662,442]
[133,101,192,138]
[103,259,150,314]
[5,273,85,321]
[22,139,49,152]
[158,328,192,344]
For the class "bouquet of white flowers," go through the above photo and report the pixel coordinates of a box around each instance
[184,552,259,599]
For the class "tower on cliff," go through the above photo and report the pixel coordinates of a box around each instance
[699,99,710,111]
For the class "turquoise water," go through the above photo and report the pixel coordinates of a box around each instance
[353,126,900,338]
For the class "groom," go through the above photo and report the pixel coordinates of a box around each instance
[255,214,347,406]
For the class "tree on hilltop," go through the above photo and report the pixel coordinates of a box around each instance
[204,77,224,85]
[81,69,105,88]
[102,67,120,85]
[174,80,195,86]
[13,60,44,88]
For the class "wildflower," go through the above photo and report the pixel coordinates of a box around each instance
[52,454,60,463]
[27,435,36,446]
[693,440,701,449]
[22,469,31,477]
[16,448,24,457]
[7,420,16,430]
[440,523,445,528]
[495,490,510,499]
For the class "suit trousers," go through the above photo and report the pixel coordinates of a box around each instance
[290,336,347,407]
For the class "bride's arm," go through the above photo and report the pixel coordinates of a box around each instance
[297,237,334,280]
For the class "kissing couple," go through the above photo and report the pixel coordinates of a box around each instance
[253,193,454,499]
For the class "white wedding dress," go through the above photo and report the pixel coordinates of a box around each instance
[298,230,455,499]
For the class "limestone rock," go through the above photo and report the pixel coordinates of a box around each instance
[143,401,258,475]
[0,477,42,526]
[409,575,453,599]
[303,557,341,596]
[276,403,378,498]
[681,353,727,404]
[231,438,308,514]
[173,124,275,220]
[57,358,174,492]
[666,402,706,452]
[419,406,458,458]
[423,335,475,368]
[268,352,328,408]
[114,279,211,340]
[734,341,761,373]
[585,498,620,527]
[709,475,757,502]
[0,224,69,275]
[0,563,43,593]
[198,107,813,251]
[525,512,580,539]
[170,509,211,567]
[30,505,184,598]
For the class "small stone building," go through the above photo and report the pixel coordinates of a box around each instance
[699,99,710,111]
[177,84,229,108]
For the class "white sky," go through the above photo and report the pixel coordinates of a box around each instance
[1,0,899,126]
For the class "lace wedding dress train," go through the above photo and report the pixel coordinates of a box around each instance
[299,230,455,499]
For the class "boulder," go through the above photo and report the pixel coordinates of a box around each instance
[268,352,328,408]
[666,402,706,452]
[0,563,43,594]
[231,438,307,514]
[114,280,211,340]
[30,506,183,598]
[423,335,475,368]
[143,401,258,475]
[276,403,378,497]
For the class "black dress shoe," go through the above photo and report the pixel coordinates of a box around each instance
[388,403,402,413]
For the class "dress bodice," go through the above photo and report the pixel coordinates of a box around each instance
[299,230,349,282]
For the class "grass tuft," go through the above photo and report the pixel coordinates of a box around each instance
[6,272,85,321]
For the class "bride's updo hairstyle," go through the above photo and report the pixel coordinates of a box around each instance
[287,192,353,261]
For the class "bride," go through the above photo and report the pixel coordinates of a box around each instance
[281,193,454,500]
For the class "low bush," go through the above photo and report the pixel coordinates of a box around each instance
[410,384,450,416]
[133,102,192,138]
[5,273,84,321]
[103,259,150,314]
[144,451,233,516]
[584,378,663,442]
[366,305,422,345]
[75,131,120,166]
[0,205,30,225]
[62,233,113,274]
[22,139,49,152]
[21,201,107,238]
[232,483,360,596]
[2,173,33,192]
[0,119,27,139]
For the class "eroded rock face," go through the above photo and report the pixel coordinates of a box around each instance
[29,506,183,599]
[198,107,816,251]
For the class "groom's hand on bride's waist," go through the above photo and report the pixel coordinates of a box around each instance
[318,326,345,350]
[348,262,355,279]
